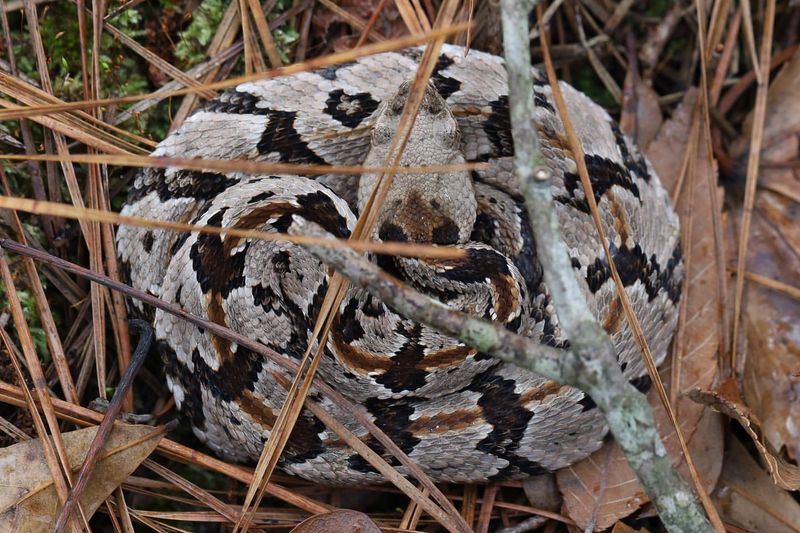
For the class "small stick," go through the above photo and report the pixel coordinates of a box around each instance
[53,320,155,532]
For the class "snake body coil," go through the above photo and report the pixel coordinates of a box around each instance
[118,45,682,484]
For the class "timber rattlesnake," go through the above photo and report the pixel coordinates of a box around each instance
[118,44,682,484]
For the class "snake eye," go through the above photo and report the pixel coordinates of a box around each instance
[372,124,393,145]
[439,121,460,146]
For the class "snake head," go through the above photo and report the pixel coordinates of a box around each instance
[358,80,477,245]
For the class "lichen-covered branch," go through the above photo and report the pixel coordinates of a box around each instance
[500,1,712,531]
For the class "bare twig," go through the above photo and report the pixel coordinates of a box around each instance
[53,320,154,531]
[500,1,712,531]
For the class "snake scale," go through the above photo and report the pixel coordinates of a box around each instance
[118,44,682,484]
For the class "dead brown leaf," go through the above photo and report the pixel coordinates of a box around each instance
[0,424,164,531]
[729,48,800,464]
[612,522,651,533]
[558,89,724,530]
[620,66,663,149]
[557,439,648,531]
[290,509,382,532]
[522,473,560,513]
[732,47,800,162]
[712,437,800,533]
[690,380,800,490]
[743,274,800,462]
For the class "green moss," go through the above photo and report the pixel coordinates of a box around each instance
[643,0,673,17]
[8,3,165,136]
[174,0,226,68]
[0,278,49,362]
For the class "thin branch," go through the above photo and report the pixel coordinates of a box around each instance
[499,1,713,531]
[53,320,154,531]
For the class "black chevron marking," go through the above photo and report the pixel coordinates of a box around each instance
[324,89,380,128]
[468,370,548,479]
[257,110,326,164]
[205,90,269,115]
[585,242,682,303]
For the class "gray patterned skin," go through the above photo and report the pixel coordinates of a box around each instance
[118,44,682,485]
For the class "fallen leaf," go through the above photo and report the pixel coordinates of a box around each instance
[557,439,648,532]
[713,437,800,533]
[290,509,381,533]
[733,47,800,464]
[522,473,560,513]
[612,522,651,533]
[620,67,663,149]
[558,89,724,530]
[689,380,800,490]
[0,424,164,531]
[743,272,800,462]
[732,47,800,162]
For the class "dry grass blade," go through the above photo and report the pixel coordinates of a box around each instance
[738,270,800,300]
[318,0,386,41]
[692,0,730,373]
[238,0,255,74]
[461,484,477,527]
[710,7,743,105]
[0,171,78,404]
[704,0,732,62]
[475,484,497,533]
[245,0,282,67]
[739,0,763,85]
[356,0,391,47]
[731,0,777,370]
[143,459,241,524]
[0,152,488,177]
[0,24,471,122]
[399,485,428,530]
[0,73,153,154]
[395,0,425,34]
[537,6,723,530]
[574,5,621,103]
[0,195,464,259]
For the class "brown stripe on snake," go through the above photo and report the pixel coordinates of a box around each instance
[407,406,484,434]
[239,389,278,429]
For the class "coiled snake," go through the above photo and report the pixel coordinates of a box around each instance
[118,45,682,484]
